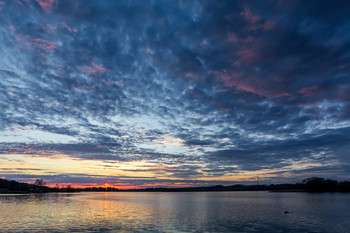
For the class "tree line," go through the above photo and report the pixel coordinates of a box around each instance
[1,177,350,193]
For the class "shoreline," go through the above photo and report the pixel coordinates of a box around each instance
[2,189,350,194]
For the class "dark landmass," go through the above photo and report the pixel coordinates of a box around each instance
[0,178,50,194]
[1,177,350,194]
[119,177,350,192]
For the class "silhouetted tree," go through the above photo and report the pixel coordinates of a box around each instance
[324,178,338,191]
[302,177,338,191]
[34,178,46,186]
[338,181,350,192]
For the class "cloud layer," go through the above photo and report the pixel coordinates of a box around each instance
[1,0,350,187]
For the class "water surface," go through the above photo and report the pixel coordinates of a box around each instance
[1,191,349,232]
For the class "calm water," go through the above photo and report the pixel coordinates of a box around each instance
[1,191,349,232]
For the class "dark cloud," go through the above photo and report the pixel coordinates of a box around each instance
[0,0,350,186]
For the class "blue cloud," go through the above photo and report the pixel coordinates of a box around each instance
[0,0,350,185]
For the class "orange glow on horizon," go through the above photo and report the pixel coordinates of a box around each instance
[0,152,330,189]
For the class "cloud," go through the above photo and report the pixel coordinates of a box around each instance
[0,0,350,186]
[35,0,57,13]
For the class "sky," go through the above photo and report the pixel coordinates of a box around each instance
[0,0,350,188]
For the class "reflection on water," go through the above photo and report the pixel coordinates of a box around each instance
[1,191,350,232]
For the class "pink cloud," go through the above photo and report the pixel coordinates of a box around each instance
[242,36,254,43]
[0,1,5,12]
[220,73,290,98]
[82,62,107,74]
[263,20,277,31]
[241,6,277,32]
[216,88,229,92]
[221,73,241,87]
[32,38,57,52]
[103,80,112,86]
[246,20,277,31]
[236,48,259,64]
[274,91,290,98]
[241,7,261,23]
[103,80,124,87]
[35,0,56,13]
[299,86,320,97]
[221,73,265,96]
[297,101,322,108]
[227,32,238,42]
[114,81,124,87]
[61,22,78,33]
[237,83,261,94]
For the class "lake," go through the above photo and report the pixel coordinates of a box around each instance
[0,191,349,232]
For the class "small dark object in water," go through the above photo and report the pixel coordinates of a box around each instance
[284,211,290,214]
